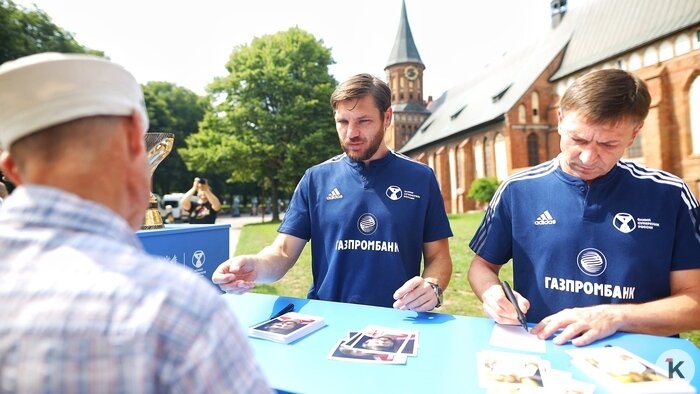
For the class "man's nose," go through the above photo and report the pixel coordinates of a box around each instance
[346,122,361,138]
[579,145,597,164]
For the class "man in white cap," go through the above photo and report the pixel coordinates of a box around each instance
[0,53,271,393]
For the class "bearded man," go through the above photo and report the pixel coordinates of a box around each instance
[213,74,453,311]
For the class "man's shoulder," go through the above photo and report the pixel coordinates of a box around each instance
[308,153,345,171]
[499,160,560,190]
[616,160,685,186]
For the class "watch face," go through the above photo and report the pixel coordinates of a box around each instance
[404,66,418,80]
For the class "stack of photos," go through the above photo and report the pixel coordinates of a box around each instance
[477,350,595,393]
[248,312,326,344]
[327,325,419,364]
[566,346,696,393]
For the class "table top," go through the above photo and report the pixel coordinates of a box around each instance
[224,293,700,394]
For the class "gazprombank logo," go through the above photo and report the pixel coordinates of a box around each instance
[357,213,378,235]
[576,248,607,276]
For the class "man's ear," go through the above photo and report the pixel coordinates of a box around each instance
[627,121,644,148]
[384,107,393,129]
[125,112,146,158]
[0,150,22,186]
[557,109,563,135]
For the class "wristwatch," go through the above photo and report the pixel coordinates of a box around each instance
[426,280,443,309]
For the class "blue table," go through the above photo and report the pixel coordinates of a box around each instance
[136,224,229,285]
[224,293,700,394]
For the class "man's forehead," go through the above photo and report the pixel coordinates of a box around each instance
[334,97,380,118]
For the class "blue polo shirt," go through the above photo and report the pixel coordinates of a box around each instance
[279,151,453,307]
[470,157,700,323]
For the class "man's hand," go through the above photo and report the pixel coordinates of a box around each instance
[530,305,623,346]
[211,256,257,294]
[392,276,438,312]
[481,283,530,326]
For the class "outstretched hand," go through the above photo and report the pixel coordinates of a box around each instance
[211,256,257,294]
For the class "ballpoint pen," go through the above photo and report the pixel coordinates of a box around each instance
[270,303,295,319]
[501,281,528,332]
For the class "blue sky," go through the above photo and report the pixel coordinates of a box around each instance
[14,0,552,98]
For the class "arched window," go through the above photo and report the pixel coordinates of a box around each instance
[675,34,691,56]
[495,133,508,181]
[643,47,658,67]
[628,53,642,71]
[527,133,539,166]
[690,75,700,154]
[484,137,494,177]
[455,146,463,190]
[531,91,540,123]
[474,138,485,178]
[518,104,527,123]
[659,40,674,61]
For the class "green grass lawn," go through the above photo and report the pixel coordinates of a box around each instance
[236,212,699,346]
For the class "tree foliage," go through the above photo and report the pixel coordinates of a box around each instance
[468,177,501,207]
[0,0,103,63]
[142,82,208,196]
[180,27,338,221]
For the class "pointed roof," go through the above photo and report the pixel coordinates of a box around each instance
[386,0,423,69]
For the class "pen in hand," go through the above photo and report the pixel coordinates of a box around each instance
[501,281,529,332]
[270,303,294,319]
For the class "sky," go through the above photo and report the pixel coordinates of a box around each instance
[14,0,553,99]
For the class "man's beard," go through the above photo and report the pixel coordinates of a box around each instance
[341,127,385,162]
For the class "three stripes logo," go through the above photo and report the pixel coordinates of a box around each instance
[326,187,343,200]
[534,210,557,225]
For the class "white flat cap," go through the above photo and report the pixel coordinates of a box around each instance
[0,52,149,149]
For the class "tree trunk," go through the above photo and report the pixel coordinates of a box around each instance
[271,178,280,222]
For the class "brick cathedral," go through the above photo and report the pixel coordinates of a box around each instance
[385,0,700,213]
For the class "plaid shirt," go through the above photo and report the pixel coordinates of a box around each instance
[0,185,271,393]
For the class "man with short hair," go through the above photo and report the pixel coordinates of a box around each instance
[213,73,453,311]
[468,69,700,346]
[0,52,270,393]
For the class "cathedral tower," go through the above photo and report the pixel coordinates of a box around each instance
[384,0,430,151]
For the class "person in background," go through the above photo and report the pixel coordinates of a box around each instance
[181,176,221,224]
[0,52,270,393]
[213,73,453,312]
[468,69,700,346]
[0,181,7,208]
[163,204,175,224]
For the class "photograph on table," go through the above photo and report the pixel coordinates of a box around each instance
[476,350,551,391]
[343,325,417,356]
[248,311,326,344]
[328,340,408,364]
[566,346,695,394]
[348,331,418,356]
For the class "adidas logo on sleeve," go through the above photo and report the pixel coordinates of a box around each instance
[326,187,343,200]
[534,210,557,225]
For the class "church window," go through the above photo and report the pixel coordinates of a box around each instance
[690,75,700,154]
[527,133,539,166]
[495,133,508,181]
[531,92,540,123]
[518,104,526,123]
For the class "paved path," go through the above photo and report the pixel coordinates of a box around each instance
[216,214,277,257]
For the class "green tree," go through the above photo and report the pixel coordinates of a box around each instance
[180,27,338,222]
[468,177,500,208]
[142,81,208,196]
[0,0,103,63]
